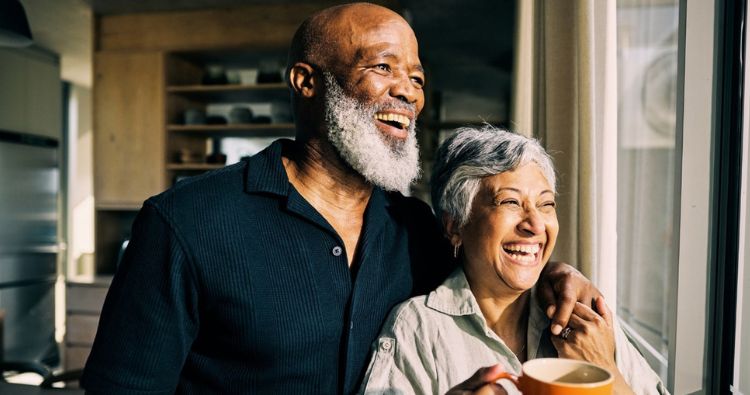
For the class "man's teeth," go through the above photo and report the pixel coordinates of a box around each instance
[375,113,410,128]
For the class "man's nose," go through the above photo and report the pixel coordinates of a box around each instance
[518,208,545,236]
[389,72,420,105]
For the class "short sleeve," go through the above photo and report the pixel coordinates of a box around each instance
[359,300,438,395]
[80,202,200,394]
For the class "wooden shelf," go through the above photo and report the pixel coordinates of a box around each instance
[166,83,288,102]
[167,123,295,137]
[166,163,225,171]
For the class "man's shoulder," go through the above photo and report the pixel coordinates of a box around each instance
[384,191,437,224]
[145,160,249,215]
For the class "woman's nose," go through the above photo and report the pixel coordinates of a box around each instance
[518,209,545,235]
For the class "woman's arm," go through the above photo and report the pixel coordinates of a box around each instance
[359,300,438,395]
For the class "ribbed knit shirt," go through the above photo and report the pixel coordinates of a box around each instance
[81,139,454,394]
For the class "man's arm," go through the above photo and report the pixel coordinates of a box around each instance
[81,202,200,394]
[536,261,603,335]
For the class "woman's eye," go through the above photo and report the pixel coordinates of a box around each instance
[542,201,556,209]
[500,199,520,206]
[375,64,391,72]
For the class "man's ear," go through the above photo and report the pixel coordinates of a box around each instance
[442,213,462,246]
[288,62,317,99]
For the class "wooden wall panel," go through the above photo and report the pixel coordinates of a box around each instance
[97,4,329,51]
[94,51,165,207]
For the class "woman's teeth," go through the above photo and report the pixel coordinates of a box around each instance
[504,244,540,263]
[509,253,536,263]
[504,244,540,254]
[375,113,410,128]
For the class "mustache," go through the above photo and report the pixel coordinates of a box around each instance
[372,100,417,119]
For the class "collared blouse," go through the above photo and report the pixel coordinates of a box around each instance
[361,268,669,395]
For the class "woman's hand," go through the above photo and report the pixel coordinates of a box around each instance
[551,298,634,395]
[551,298,616,370]
[445,365,509,395]
[536,262,603,335]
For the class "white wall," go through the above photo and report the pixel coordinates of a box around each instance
[67,85,95,278]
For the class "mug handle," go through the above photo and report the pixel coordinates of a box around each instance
[494,372,520,389]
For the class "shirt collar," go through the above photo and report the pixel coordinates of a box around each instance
[243,139,393,204]
[425,268,482,316]
[243,138,393,234]
[244,138,293,197]
[425,267,552,359]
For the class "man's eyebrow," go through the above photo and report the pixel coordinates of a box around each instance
[359,50,424,73]
[379,52,424,73]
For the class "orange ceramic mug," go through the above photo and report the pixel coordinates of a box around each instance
[497,358,613,394]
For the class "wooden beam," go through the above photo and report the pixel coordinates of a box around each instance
[96,2,401,52]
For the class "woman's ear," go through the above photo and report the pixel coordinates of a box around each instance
[288,62,317,99]
[442,213,462,247]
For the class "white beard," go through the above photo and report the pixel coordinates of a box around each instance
[323,72,421,194]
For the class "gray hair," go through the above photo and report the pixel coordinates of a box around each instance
[430,125,556,230]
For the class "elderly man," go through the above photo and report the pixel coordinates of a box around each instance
[81,3,598,394]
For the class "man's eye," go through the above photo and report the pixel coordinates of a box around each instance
[411,76,424,87]
[375,64,391,72]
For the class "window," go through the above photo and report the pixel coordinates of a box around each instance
[615,0,679,382]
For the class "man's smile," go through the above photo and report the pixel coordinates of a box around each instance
[374,111,412,139]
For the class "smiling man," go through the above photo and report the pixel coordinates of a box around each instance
[81,3,599,394]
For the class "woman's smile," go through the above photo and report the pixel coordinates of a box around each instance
[501,242,544,266]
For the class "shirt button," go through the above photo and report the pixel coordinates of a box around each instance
[332,246,343,256]
[381,339,392,351]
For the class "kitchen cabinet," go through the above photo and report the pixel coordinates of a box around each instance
[65,277,111,372]
[93,51,165,208]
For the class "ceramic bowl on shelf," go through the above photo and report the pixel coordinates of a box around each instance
[229,107,253,124]
[183,109,206,125]
[202,64,228,85]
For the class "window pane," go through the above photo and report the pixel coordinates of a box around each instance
[616,0,679,383]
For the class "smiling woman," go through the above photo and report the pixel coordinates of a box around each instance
[457,162,559,294]
[360,125,668,395]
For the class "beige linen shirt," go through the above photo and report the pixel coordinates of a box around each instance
[360,268,668,395]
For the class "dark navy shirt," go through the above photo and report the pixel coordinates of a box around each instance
[81,139,454,394]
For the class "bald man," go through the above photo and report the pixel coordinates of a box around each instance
[81,4,599,394]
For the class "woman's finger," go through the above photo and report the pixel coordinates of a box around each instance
[446,365,508,392]
[594,297,614,327]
